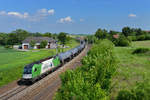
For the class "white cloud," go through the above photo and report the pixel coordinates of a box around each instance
[37,8,55,16]
[128,14,137,18]
[7,12,29,18]
[80,18,84,22]
[58,16,73,23]
[0,11,7,15]
[0,11,28,19]
[0,8,54,20]
[48,9,55,15]
[37,8,48,17]
[38,8,47,14]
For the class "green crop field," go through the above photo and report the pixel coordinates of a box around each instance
[111,40,150,99]
[0,40,79,87]
[132,40,150,48]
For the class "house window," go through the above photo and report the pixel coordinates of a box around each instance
[24,45,28,49]
[37,45,40,49]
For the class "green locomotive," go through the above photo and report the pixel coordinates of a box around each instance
[22,56,61,82]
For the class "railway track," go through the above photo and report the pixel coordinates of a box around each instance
[0,86,27,100]
[0,45,90,100]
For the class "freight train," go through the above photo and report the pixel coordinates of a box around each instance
[21,42,86,83]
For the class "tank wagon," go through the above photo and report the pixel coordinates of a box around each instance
[21,42,86,83]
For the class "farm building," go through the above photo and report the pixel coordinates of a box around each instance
[22,37,57,49]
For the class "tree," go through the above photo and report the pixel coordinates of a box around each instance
[87,35,98,44]
[136,28,143,36]
[40,40,48,48]
[29,40,36,48]
[58,32,67,46]
[33,32,43,37]
[122,27,131,37]
[7,33,18,45]
[11,29,29,44]
[95,28,108,39]
[66,36,72,42]
[43,32,52,37]
[52,33,58,39]
[109,30,120,36]
[0,33,8,45]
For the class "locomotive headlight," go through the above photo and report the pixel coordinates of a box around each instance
[23,74,32,79]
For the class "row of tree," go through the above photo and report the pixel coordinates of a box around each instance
[0,29,71,47]
[122,27,149,37]
[87,27,150,46]
[94,27,150,40]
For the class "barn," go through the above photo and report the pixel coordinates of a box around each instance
[22,37,57,49]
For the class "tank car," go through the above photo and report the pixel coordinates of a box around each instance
[58,50,72,64]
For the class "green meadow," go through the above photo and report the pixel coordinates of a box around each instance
[111,40,150,99]
[0,40,79,87]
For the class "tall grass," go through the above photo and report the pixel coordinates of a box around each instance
[111,40,150,99]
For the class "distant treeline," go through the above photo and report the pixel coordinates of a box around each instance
[0,29,73,46]
[87,27,150,46]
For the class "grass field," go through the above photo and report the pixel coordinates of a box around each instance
[0,40,79,87]
[111,40,150,99]
[132,40,150,48]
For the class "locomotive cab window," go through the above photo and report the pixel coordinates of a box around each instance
[23,67,32,74]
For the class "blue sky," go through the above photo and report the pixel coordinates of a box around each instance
[0,0,149,34]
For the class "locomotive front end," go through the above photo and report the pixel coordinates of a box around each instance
[21,64,33,82]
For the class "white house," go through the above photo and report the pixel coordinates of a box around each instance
[22,37,57,49]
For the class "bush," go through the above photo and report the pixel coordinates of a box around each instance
[4,45,12,49]
[132,48,149,54]
[40,40,48,48]
[29,40,36,48]
[118,39,130,46]
[127,36,137,41]
[145,34,150,40]
[137,35,146,41]
[54,40,117,100]
[113,35,130,47]
[117,90,135,100]
[117,81,150,100]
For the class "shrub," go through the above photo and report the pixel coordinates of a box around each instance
[137,35,146,41]
[113,35,130,47]
[145,34,150,40]
[29,40,36,48]
[40,40,48,48]
[132,48,149,54]
[117,90,135,100]
[54,40,117,100]
[127,36,137,41]
[4,45,12,49]
[116,81,150,100]
[118,39,130,46]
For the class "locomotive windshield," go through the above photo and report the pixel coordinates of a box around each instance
[23,67,32,74]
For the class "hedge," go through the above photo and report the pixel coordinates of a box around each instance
[54,39,118,100]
